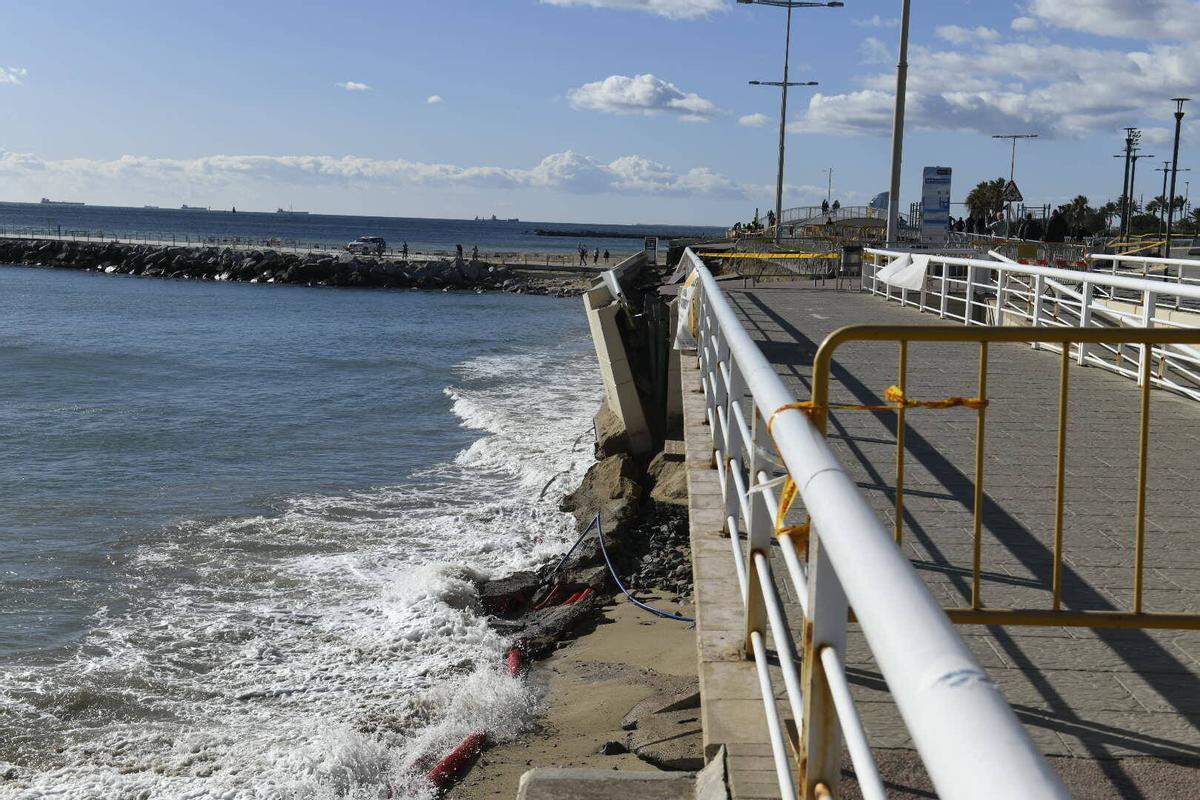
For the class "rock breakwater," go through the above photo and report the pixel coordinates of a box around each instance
[0,238,583,295]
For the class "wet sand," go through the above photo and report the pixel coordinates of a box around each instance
[450,594,697,799]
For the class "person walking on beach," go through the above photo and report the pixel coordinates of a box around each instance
[593,248,599,264]
[603,249,610,263]
[402,241,409,260]
[456,243,464,262]
[471,244,479,261]
[579,245,587,266]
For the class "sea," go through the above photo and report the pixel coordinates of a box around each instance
[0,202,724,257]
[0,258,603,798]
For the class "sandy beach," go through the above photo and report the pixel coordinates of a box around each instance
[450,592,698,799]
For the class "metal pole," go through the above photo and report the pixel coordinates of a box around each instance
[1158,162,1171,234]
[886,0,912,245]
[1165,99,1189,257]
[1120,129,1137,240]
[1009,138,1017,183]
[773,5,793,245]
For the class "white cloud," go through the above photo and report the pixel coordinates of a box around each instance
[739,113,770,128]
[336,81,370,92]
[539,0,726,19]
[1011,16,1039,32]
[1028,0,1200,40]
[1,66,27,85]
[568,73,721,121]
[791,32,1200,139]
[935,25,1000,44]
[852,15,898,28]
[427,95,444,104]
[860,36,893,64]
[0,148,747,199]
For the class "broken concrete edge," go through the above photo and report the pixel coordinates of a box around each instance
[514,746,729,800]
[584,283,654,456]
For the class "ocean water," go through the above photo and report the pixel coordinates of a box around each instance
[0,202,724,256]
[0,264,599,798]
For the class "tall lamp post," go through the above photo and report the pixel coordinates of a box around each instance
[739,0,843,244]
[886,0,912,244]
[1165,97,1190,256]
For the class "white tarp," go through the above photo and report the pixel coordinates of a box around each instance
[876,253,930,291]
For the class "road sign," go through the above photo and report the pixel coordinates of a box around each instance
[1002,180,1024,203]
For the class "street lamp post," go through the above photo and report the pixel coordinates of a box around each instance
[740,0,843,244]
[1165,98,1190,256]
[886,0,912,244]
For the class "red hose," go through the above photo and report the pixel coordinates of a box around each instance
[506,645,523,677]
[532,583,562,610]
[426,731,487,792]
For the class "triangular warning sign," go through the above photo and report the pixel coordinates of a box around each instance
[1002,180,1024,203]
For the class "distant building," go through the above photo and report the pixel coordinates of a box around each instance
[869,192,889,211]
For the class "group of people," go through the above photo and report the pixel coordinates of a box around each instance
[952,210,1066,242]
[578,246,611,265]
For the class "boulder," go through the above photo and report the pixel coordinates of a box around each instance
[593,401,630,458]
[560,453,643,532]
[647,451,687,507]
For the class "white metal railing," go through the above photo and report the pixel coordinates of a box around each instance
[685,248,1066,799]
[864,248,1200,402]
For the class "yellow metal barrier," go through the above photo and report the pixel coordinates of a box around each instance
[806,324,1200,631]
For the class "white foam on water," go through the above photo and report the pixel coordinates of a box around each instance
[0,341,598,799]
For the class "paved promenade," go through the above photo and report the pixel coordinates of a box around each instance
[711,281,1199,797]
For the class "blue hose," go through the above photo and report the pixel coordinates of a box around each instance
[593,513,695,624]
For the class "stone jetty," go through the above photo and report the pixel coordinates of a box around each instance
[0,237,582,295]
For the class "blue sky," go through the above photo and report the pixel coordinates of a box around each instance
[1,0,1197,224]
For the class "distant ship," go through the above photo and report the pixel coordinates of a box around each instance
[277,207,309,215]
[41,198,85,206]
[180,205,211,211]
[143,205,159,209]
[475,214,519,222]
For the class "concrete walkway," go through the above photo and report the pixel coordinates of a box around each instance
[694,281,1199,797]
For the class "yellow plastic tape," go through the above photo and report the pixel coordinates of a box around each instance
[696,252,839,260]
[764,387,988,549]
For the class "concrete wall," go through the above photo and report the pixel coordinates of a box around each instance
[584,282,654,455]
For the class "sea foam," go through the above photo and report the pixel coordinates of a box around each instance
[0,343,597,799]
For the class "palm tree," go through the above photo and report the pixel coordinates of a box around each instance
[966,178,1006,222]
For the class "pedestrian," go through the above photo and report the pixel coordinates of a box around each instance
[579,245,587,266]
[593,248,599,264]
[603,249,610,263]
[402,241,409,260]
[471,244,479,261]
[456,243,464,262]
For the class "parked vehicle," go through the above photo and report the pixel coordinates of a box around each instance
[346,236,386,255]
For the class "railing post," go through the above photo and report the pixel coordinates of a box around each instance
[1139,291,1157,387]
[1031,274,1045,350]
[1077,282,1094,365]
[939,261,949,319]
[800,528,847,798]
[743,414,773,659]
[964,264,977,325]
[996,268,1008,326]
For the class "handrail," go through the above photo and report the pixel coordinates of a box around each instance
[1089,252,1200,269]
[862,246,1200,402]
[685,247,1066,799]
[867,246,1200,301]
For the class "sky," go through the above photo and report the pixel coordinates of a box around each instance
[1,0,1198,225]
